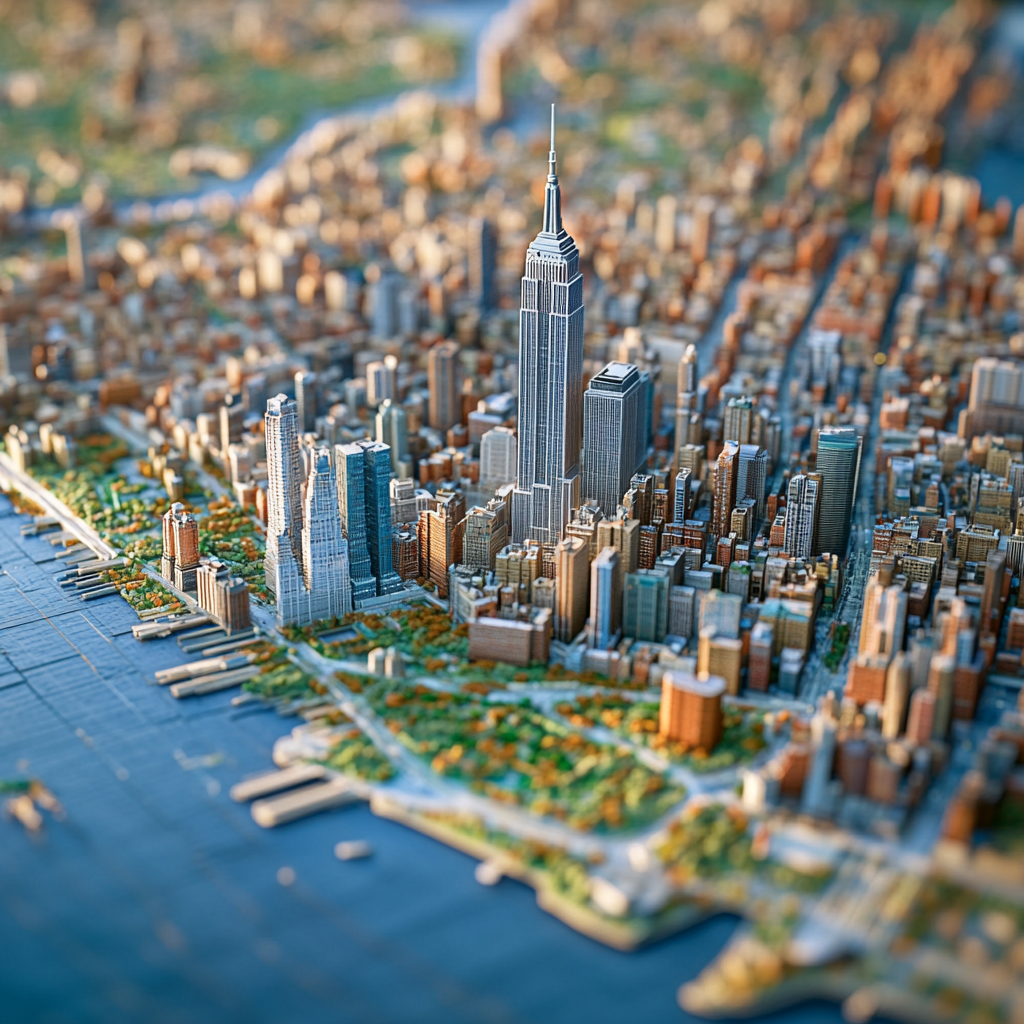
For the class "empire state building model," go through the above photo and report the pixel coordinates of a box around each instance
[512,106,584,544]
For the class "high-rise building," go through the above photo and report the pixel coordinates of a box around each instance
[882,651,910,740]
[366,354,398,407]
[336,441,376,604]
[736,444,768,524]
[469,217,496,312]
[418,491,466,597]
[589,547,621,650]
[554,536,589,643]
[462,501,508,570]
[392,527,419,581]
[336,439,403,602]
[196,559,251,635]
[301,447,352,621]
[513,107,584,544]
[678,343,698,396]
[371,271,403,340]
[428,340,460,433]
[673,468,690,524]
[390,477,418,526]
[480,426,518,492]
[815,426,862,555]
[723,396,754,445]
[783,473,820,558]
[622,569,670,642]
[264,395,306,622]
[581,361,645,518]
[714,440,739,539]
[565,500,604,560]
[294,370,319,433]
[375,399,408,473]
[361,440,404,597]
[595,516,640,576]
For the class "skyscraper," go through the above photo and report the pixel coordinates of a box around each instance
[581,361,645,518]
[723,396,754,446]
[622,569,670,643]
[554,536,589,643]
[714,440,739,539]
[736,444,768,524]
[366,355,398,407]
[589,547,621,650]
[783,472,820,558]
[480,426,518,491]
[301,447,352,621]
[360,439,404,596]
[418,491,466,597]
[264,395,306,622]
[513,106,584,544]
[375,399,408,473]
[428,340,460,432]
[469,217,496,312]
[336,442,376,604]
[815,426,862,555]
[294,370,318,433]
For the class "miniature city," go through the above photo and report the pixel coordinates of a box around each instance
[3,0,1024,1021]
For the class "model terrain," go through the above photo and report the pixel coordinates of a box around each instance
[3,1,1024,1022]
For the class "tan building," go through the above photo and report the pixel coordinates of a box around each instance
[554,536,589,643]
[417,491,465,597]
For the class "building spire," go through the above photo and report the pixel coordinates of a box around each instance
[543,102,562,235]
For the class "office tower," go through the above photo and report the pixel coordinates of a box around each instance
[581,361,645,518]
[480,426,518,492]
[417,491,466,597]
[294,370,318,433]
[783,473,820,558]
[301,447,352,621]
[469,217,496,311]
[678,343,698,395]
[360,440,404,596]
[699,590,742,639]
[512,107,584,544]
[905,688,936,746]
[375,399,408,473]
[859,581,907,660]
[565,500,604,560]
[737,444,768,524]
[589,547,621,650]
[160,502,181,582]
[669,585,696,639]
[220,393,245,456]
[242,372,267,415]
[371,269,403,340]
[622,570,670,642]
[264,395,306,621]
[815,426,862,555]
[802,709,838,816]
[428,340,460,432]
[554,537,589,643]
[714,441,739,539]
[808,328,841,395]
[882,651,910,740]
[463,502,508,571]
[969,356,1024,409]
[366,355,398,407]
[390,477,418,526]
[659,671,725,750]
[674,468,690,524]
[392,527,419,581]
[624,472,655,526]
[336,442,377,603]
[723,396,754,445]
[596,516,640,575]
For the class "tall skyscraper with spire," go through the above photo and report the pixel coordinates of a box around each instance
[264,395,306,624]
[512,105,584,544]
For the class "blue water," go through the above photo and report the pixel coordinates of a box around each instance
[0,496,887,1023]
